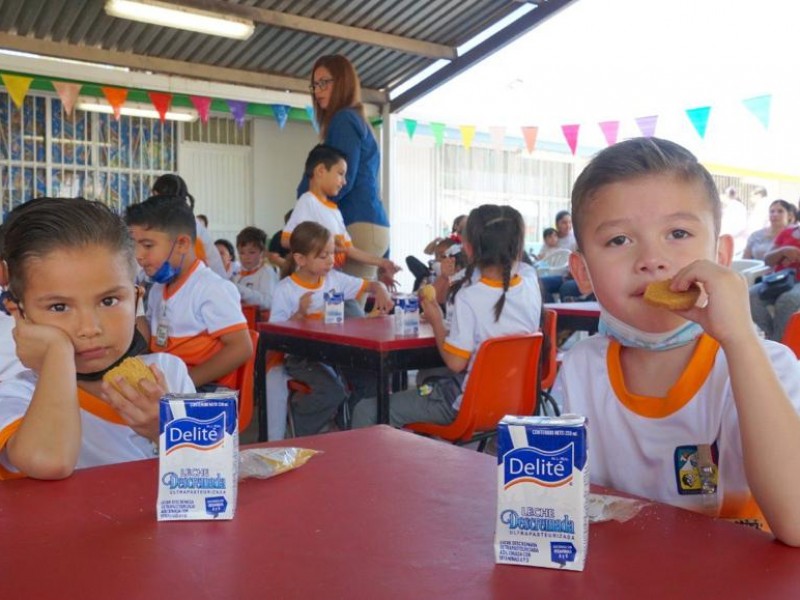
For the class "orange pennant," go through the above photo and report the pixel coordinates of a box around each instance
[521,126,538,154]
[101,86,129,120]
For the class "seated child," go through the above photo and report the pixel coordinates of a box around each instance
[233,226,278,311]
[552,137,800,545]
[126,195,253,389]
[352,204,540,429]
[0,198,194,480]
[536,227,560,261]
[282,145,400,278]
[270,221,393,436]
[214,238,240,280]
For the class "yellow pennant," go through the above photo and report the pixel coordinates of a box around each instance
[1,74,34,108]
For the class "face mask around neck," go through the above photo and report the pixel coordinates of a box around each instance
[598,307,703,351]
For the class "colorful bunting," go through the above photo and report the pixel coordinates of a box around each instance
[429,122,446,146]
[459,125,476,150]
[742,94,771,129]
[686,106,711,139]
[561,124,580,155]
[635,115,658,137]
[521,126,538,154]
[101,86,129,120]
[189,95,212,124]
[148,91,173,123]
[488,126,506,150]
[52,81,81,116]
[598,120,620,146]
[271,104,290,129]
[305,105,319,133]
[226,100,248,128]
[404,118,417,140]
[1,74,33,109]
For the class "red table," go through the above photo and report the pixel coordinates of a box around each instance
[255,316,442,440]
[1,426,795,599]
[545,301,600,334]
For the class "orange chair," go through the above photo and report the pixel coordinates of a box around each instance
[227,329,258,433]
[241,305,260,330]
[538,308,561,416]
[405,332,543,451]
[781,312,800,359]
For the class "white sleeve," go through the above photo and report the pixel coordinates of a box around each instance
[236,268,278,310]
[329,270,368,300]
[283,195,315,239]
[269,280,296,322]
[444,292,478,359]
[141,353,195,393]
[197,278,247,336]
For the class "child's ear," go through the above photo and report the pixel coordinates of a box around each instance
[175,234,193,254]
[569,252,594,295]
[292,252,307,268]
[0,260,8,288]
[313,163,327,179]
[716,234,734,267]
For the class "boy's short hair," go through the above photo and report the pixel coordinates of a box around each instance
[543,227,557,239]
[236,226,267,250]
[304,144,347,179]
[571,137,721,249]
[125,194,197,241]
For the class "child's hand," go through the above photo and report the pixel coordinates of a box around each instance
[379,258,402,276]
[420,295,444,327]
[8,304,74,373]
[369,282,394,314]
[294,291,314,320]
[670,259,755,347]
[101,363,167,443]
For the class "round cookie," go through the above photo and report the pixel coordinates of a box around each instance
[418,284,436,302]
[103,357,156,393]
[643,279,700,310]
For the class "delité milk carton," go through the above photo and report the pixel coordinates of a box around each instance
[157,392,239,521]
[494,415,588,571]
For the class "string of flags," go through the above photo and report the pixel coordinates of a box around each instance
[0,72,312,131]
[401,94,772,154]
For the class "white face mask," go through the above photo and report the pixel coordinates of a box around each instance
[598,306,703,351]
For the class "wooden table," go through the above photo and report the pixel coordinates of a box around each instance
[1,426,795,599]
[545,301,601,334]
[255,316,442,441]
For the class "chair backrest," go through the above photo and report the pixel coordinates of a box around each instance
[231,329,258,432]
[241,305,259,330]
[540,248,571,268]
[782,312,800,359]
[540,309,558,389]
[452,333,543,439]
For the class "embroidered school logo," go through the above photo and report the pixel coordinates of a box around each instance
[164,413,226,454]
[674,443,718,495]
[503,444,574,489]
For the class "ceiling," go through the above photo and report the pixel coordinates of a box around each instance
[0,0,576,110]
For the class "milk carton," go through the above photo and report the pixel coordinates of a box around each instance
[157,393,239,521]
[324,290,345,324]
[494,415,588,571]
[394,295,419,336]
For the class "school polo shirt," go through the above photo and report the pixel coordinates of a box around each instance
[270,270,368,322]
[282,191,352,268]
[234,264,278,310]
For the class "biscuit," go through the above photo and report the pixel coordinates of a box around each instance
[643,279,700,310]
[103,357,156,393]
[418,284,436,302]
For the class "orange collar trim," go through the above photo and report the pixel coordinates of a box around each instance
[312,192,338,209]
[239,266,263,277]
[78,388,126,425]
[479,274,522,288]
[163,259,201,300]
[290,273,323,290]
[607,334,720,419]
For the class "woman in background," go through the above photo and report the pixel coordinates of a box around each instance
[743,199,796,260]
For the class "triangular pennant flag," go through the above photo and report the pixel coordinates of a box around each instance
[148,91,173,123]
[52,81,81,116]
[686,106,711,139]
[404,118,417,140]
[635,115,658,137]
[488,126,506,150]
[598,120,620,146]
[271,104,290,130]
[226,100,248,128]
[521,126,538,154]
[305,105,319,133]
[189,95,212,124]
[429,122,446,146]
[1,74,34,109]
[101,86,129,120]
[459,125,476,150]
[742,94,771,129]
[561,124,580,155]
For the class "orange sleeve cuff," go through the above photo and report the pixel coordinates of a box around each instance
[443,341,470,360]
[0,419,26,480]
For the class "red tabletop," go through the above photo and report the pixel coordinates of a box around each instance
[1,426,796,599]
[544,301,600,318]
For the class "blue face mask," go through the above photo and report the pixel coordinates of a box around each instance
[151,240,183,285]
[598,306,704,352]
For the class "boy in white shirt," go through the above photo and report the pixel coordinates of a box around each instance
[233,226,278,311]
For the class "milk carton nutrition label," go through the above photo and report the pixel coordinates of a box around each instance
[157,393,239,521]
[494,415,588,571]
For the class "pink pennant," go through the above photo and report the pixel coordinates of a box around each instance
[189,95,212,124]
[101,86,128,121]
[148,92,173,123]
[521,126,538,154]
[226,100,248,128]
[561,124,580,155]
[635,115,658,138]
[52,81,81,116]
[598,121,619,146]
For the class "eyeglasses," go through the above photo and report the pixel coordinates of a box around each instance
[309,78,335,92]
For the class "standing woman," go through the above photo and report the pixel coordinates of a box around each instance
[298,54,390,281]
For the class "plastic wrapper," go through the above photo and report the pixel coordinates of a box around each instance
[238,447,321,481]
[587,493,648,523]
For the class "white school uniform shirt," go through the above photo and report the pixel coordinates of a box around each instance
[552,334,800,528]
[0,353,195,479]
[233,264,278,310]
[270,270,369,322]
[443,272,540,410]
[0,312,24,382]
[283,191,352,268]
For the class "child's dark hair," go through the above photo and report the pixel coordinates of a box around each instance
[571,137,721,250]
[304,144,347,179]
[280,221,332,279]
[449,204,525,322]
[215,238,236,261]
[152,173,196,210]
[4,197,136,299]
[543,227,557,239]
[237,226,267,251]
[125,194,197,241]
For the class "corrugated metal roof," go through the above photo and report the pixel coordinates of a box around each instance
[0,0,576,108]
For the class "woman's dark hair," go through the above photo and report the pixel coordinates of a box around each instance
[215,238,236,261]
[4,197,136,299]
[309,54,367,138]
[449,204,525,322]
[770,199,797,224]
[152,173,196,211]
[280,221,332,279]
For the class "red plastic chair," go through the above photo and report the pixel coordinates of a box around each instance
[241,305,259,330]
[781,312,800,359]
[539,308,561,416]
[405,332,543,451]
[228,329,258,432]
